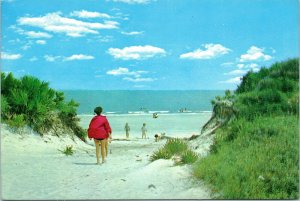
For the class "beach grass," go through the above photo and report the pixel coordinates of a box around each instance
[193,115,299,199]
[60,145,74,156]
[180,150,199,164]
[151,138,199,165]
[193,58,299,199]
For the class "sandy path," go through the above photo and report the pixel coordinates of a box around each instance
[1,125,211,200]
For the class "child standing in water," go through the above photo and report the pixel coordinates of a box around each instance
[141,123,147,139]
[124,122,130,139]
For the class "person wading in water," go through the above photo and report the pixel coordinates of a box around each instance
[125,122,130,139]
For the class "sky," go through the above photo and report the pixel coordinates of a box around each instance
[1,0,299,90]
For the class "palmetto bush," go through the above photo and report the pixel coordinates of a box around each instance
[1,72,85,141]
[7,114,27,133]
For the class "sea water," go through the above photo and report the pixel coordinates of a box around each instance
[63,90,224,138]
[78,112,212,138]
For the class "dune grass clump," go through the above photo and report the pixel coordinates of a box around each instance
[180,150,199,164]
[150,138,186,162]
[150,149,172,161]
[150,138,199,165]
[164,138,189,155]
[60,145,74,156]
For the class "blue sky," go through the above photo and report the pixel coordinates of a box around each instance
[1,0,299,90]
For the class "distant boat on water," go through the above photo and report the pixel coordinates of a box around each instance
[128,107,149,114]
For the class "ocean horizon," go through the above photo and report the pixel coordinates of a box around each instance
[63,90,223,138]
[63,90,224,115]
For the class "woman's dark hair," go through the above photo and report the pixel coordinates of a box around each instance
[94,106,103,115]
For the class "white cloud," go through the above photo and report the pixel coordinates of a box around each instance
[224,69,247,76]
[1,52,22,60]
[24,31,52,38]
[108,0,152,4]
[219,76,242,84]
[237,63,245,69]
[106,67,147,77]
[70,10,111,19]
[180,44,231,60]
[44,55,61,62]
[239,46,272,62]
[108,45,166,60]
[237,63,259,69]
[10,26,53,39]
[121,31,143,35]
[91,35,114,43]
[64,54,95,61]
[18,12,119,37]
[107,67,153,82]
[36,40,46,45]
[107,67,130,75]
[21,44,31,50]
[221,62,234,67]
[123,77,154,82]
[248,63,259,69]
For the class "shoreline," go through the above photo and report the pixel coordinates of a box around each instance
[78,112,212,139]
[78,111,213,116]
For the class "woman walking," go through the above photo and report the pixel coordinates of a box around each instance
[88,106,112,164]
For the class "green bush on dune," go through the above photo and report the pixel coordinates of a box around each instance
[1,73,87,141]
[193,58,299,199]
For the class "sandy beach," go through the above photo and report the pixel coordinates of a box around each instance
[1,124,212,200]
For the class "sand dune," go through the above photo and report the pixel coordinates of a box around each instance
[1,124,212,200]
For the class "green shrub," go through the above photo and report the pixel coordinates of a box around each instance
[1,96,10,119]
[257,77,281,91]
[257,89,284,103]
[198,58,299,199]
[74,128,87,142]
[7,114,27,133]
[1,72,86,141]
[281,78,297,93]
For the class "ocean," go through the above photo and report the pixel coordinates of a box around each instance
[63,90,224,138]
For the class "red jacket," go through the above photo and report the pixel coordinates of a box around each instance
[88,115,112,139]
